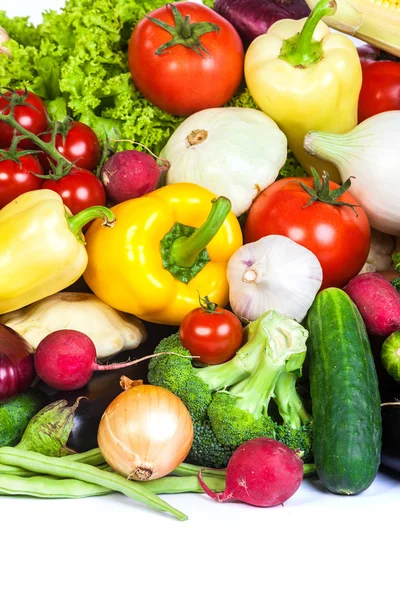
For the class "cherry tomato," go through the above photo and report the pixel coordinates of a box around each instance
[0,154,44,208]
[0,90,48,149]
[39,122,101,173]
[42,168,106,215]
[128,2,244,116]
[358,60,400,122]
[180,299,243,365]
[244,176,371,290]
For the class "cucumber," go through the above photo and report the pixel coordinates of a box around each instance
[0,389,46,447]
[307,288,381,495]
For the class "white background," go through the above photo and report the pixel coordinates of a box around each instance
[0,1,397,598]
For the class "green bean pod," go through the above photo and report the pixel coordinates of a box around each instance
[0,474,111,499]
[0,447,187,521]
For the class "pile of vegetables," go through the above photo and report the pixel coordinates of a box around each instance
[1,0,400,519]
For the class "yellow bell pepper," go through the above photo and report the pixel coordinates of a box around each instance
[244,0,362,182]
[0,189,115,314]
[83,183,243,326]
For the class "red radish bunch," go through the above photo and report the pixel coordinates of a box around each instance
[198,438,304,507]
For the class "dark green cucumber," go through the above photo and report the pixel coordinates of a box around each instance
[307,288,381,495]
[0,389,46,447]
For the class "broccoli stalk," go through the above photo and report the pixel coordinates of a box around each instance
[274,371,310,429]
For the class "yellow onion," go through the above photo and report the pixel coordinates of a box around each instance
[98,382,194,481]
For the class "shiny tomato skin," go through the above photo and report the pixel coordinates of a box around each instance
[358,60,400,122]
[42,169,106,215]
[0,155,44,208]
[0,91,48,149]
[39,122,101,172]
[180,307,243,365]
[128,2,244,116]
[244,177,371,290]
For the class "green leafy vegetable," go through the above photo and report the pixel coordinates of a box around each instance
[0,0,303,175]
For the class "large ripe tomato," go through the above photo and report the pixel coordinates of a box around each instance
[39,122,101,173]
[180,298,243,365]
[0,90,48,149]
[0,154,44,208]
[244,175,371,290]
[128,2,244,116]
[42,168,106,215]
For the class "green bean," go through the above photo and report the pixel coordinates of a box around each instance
[0,464,31,477]
[172,463,226,478]
[64,448,104,466]
[0,447,187,521]
[142,475,225,495]
[0,474,111,499]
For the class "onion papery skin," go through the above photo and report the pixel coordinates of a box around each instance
[0,325,35,403]
[98,385,194,481]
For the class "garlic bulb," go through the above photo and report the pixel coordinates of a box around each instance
[227,235,323,322]
[160,107,287,216]
[0,28,11,58]
[0,292,147,359]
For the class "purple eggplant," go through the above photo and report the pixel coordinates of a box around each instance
[0,324,35,403]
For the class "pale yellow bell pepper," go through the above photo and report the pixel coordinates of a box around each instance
[244,0,362,182]
[0,189,115,314]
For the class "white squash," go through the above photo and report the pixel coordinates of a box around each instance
[0,293,147,359]
[160,107,287,216]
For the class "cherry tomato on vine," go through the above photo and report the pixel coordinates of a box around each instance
[244,171,371,290]
[128,2,244,116]
[41,168,106,215]
[0,90,48,150]
[180,297,243,365]
[39,122,101,173]
[0,154,44,208]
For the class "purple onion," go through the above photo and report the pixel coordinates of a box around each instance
[214,0,310,47]
[0,324,35,403]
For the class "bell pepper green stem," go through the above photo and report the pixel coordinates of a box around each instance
[67,206,116,239]
[279,0,337,68]
[170,197,231,269]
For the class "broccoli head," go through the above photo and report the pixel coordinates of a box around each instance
[148,310,314,468]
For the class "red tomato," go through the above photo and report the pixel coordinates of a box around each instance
[244,177,371,290]
[0,90,48,149]
[128,2,244,116]
[180,300,243,365]
[39,122,101,172]
[358,60,400,122]
[42,169,106,215]
[0,154,44,208]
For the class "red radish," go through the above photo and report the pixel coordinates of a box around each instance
[345,273,400,337]
[198,438,303,507]
[34,330,176,391]
[101,150,170,204]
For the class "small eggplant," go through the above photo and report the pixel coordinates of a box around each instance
[381,390,400,473]
[36,322,176,453]
[0,324,35,402]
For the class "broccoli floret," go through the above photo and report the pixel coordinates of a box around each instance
[148,311,314,468]
[147,333,212,421]
[275,422,314,464]
[188,418,236,469]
